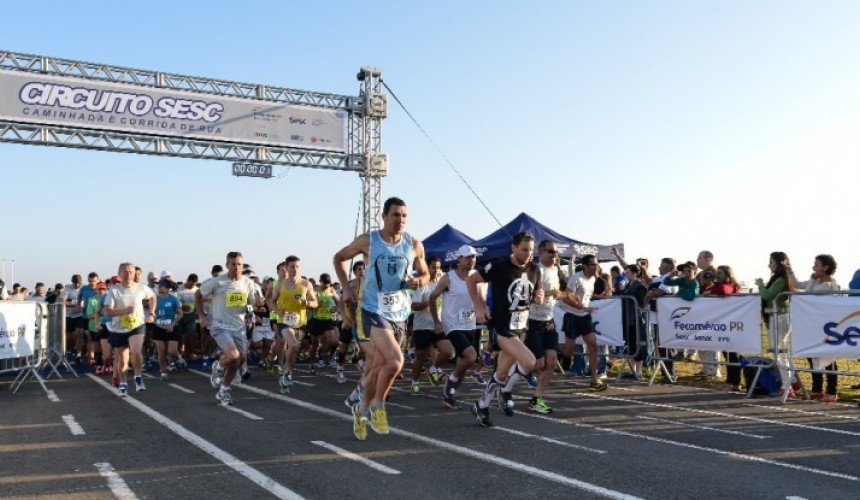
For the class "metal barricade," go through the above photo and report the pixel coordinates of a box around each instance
[555,295,637,378]
[774,289,860,404]
[39,302,77,378]
[0,301,52,396]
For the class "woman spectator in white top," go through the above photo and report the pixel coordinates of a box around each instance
[788,254,841,402]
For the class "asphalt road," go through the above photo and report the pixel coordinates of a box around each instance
[2,362,860,499]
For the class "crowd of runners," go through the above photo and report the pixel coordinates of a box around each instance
[3,196,860,436]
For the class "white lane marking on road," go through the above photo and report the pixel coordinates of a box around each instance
[224,406,264,420]
[572,392,860,437]
[635,415,771,440]
[168,383,195,394]
[517,410,860,482]
[94,462,138,500]
[190,370,642,500]
[785,496,809,500]
[311,440,400,474]
[291,380,315,387]
[87,374,303,500]
[142,373,156,379]
[47,390,60,402]
[742,403,860,421]
[62,415,85,436]
[493,426,607,454]
[385,402,414,410]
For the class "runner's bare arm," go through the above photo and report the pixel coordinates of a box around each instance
[304,280,318,309]
[467,272,490,323]
[411,238,430,288]
[427,273,450,330]
[333,234,370,302]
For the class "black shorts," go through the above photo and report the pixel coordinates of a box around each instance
[108,326,145,348]
[177,313,197,334]
[488,327,525,351]
[562,313,594,340]
[66,316,86,333]
[413,329,447,350]
[152,326,181,343]
[93,325,110,341]
[339,327,354,344]
[525,319,558,358]
[447,330,477,358]
[307,318,336,336]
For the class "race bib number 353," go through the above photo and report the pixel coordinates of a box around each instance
[225,291,247,307]
[378,290,408,314]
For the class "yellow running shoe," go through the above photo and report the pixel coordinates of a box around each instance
[369,406,390,435]
[352,404,367,441]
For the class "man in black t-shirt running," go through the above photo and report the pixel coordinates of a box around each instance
[468,232,543,427]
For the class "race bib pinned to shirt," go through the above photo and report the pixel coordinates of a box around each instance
[509,310,528,331]
[225,291,247,308]
[458,308,475,324]
[155,318,172,327]
[283,312,301,327]
[378,290,408,314]
[120,314,140,330]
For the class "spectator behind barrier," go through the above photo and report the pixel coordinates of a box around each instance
[756,251,797,396]
[788,254,841,402]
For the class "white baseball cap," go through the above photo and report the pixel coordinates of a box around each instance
[455,245,478,258]
[160,270,172,279]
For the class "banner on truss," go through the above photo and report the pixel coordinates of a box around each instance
[0,68,346,152]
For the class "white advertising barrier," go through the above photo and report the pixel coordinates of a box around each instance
[0,302,38,359]
[0,68,346,152]
[791,294,860,359]
[657,296,762,353]
[554,299,625,347]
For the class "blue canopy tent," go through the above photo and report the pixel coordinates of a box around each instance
[422,224,476,265]
[469,212,623,263]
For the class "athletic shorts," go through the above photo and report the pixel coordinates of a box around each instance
[252,325,276,342]
[559,313,594,341]
[177,313,197,334]
[152,326,181,343]
[413,329,447,350]
[210,326,249,355]
[525,319,558,358]
[94,325,110,341]
[358,308,405,343]
[488,326,525,351]
[339,326,353,344]
[307,318,336,336]
[66,316,86,333]
[108,325,145,348]
[446,329,477,358]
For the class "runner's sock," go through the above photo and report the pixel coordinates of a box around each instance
[478,373,503,409]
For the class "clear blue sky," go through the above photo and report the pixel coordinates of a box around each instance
[1,1,859,288]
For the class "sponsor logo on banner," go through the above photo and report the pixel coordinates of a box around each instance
[822,310,860,346]
[657,296,761,353]
[288,116,307,125]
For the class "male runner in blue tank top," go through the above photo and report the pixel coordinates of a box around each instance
[334,197,429,440]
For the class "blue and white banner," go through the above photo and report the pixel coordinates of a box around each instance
[553,298,625,347]
[791,295,860,359]
[0,68,346,152]
[657,296,762,353]
[0,302,37,359]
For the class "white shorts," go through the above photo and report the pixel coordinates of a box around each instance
[211,326,248,355]
[252,324,275,342]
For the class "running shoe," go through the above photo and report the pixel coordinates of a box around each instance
[241,366,251,381]
[336,369,346,384]
[134,376,146,392]
[525,373,538,388]
[352,404,367,441]
[442,379,457,409]
[160,371,168,381]
[216,387,233,406]
[168,362,177,372]
[95,366,104,375]
[279,372,293,395]
[344,390,361,408]
[528,397,553,414]
[358,359,365,373]
[309,364,317,375]
[471,402,493,428]
[210,362,223,389]
[111,376,120,388]
[498,391,514,416]
[175,357,187,370]
[471,370,486,385]
[369,406,390,434]
[589,380,608,392]
[481,349,493,367]
[316,358,325,368]
[118,383,128,397]
[427,369,441,388]
[411,381,420,395]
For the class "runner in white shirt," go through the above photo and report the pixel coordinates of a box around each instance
[409,257,453,394]
[195,251,262,406]
[554,254,607,392]
[103,263,156,397]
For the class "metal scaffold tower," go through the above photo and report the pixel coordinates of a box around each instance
[0,50,388,231]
